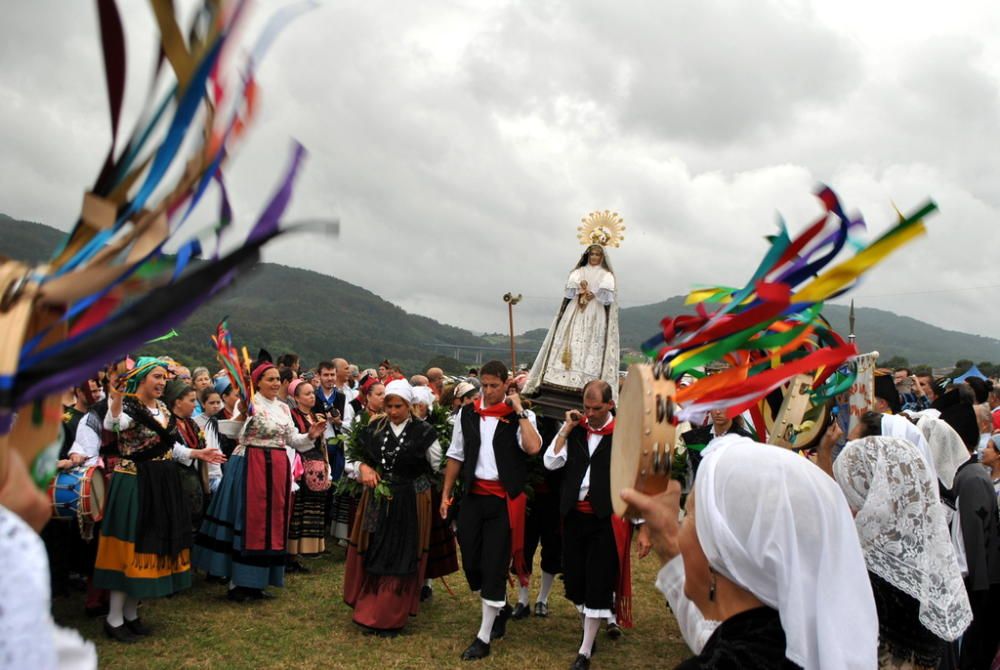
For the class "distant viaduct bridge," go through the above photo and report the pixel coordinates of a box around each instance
[421,343,539,366]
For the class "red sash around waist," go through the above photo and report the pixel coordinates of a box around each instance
[471,478,528,587]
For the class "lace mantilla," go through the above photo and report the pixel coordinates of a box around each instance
[0,505,97,669]
[834,437,972,641]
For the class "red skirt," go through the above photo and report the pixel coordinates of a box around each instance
[343,487,432,631]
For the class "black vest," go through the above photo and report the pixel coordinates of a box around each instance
[459,404,528,497]
[559,426,613,519]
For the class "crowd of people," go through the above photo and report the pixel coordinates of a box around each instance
[29,353,1000,668]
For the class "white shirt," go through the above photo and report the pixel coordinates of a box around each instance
[656,556,720,654]
[317,384,356,439]
[543,415,612,501]
[446,407,537,481]
[67,419,101,468]
[104,406,193,462]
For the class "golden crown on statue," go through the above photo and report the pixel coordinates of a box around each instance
[578,210,625,248]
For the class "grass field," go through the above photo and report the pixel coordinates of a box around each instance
[52,544,691,669]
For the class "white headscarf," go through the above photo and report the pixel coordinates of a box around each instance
[695,434,877,670]
[834,436,972,641]
[411,385,435,408]
[880,413,937,483]
[916,415,971,490]
[383,379,414,405]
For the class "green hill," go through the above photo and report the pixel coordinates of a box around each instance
[510,297,1000,370]
[3,214,998,371]
[0,215,492,373]
[615,298,1000,369]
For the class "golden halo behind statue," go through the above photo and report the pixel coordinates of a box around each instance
[578,210,625,248]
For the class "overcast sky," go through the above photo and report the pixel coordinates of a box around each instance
[3,1,1000,342]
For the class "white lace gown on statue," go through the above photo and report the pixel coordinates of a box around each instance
[524,262,620,399]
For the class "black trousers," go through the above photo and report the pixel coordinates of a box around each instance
[562,509,618,612]
[522,490,562,575]
[458,493,510,603]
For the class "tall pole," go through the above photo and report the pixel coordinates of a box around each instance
[848,299,856,345]
[503,292,522,370]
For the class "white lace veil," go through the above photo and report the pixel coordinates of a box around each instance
[696,435,877,669]
[834,436,972,641]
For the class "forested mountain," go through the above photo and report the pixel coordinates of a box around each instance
[3,214,998,371]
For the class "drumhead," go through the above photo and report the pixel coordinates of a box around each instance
[88,467,107,522]
[610,367,646,517]
[759,387,830,450]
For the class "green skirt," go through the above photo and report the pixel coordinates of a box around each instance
[93,471,192,598]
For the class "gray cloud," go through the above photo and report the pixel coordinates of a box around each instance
[3,0,1000,350]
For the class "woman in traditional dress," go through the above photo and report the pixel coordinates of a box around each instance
[287,379,330,567]
[343,380,441,635]
[623,434,878,669]
[524,233,620,400]
[93,357,225,643]
[193,363,325,602]
[166,381,208,532]
[831,434,972,669]
[412,384,460,601]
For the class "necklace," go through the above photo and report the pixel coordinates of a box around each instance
[380,425,408,474]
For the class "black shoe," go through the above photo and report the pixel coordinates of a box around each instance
[205,574,228,584]
[227,586,252,602]
[375,629,400,639]
[512,603,531,620]
[85,604,110,618]
[570,654,591,670]
[534,602,548,617]
[420,585,433,602]
[490,604,512,640]
[606,622,622,640]
[461,637,491,661]
[124,617,152,636]
[103,621,138,644]
[250,589,275,600]
[286,560,310,574]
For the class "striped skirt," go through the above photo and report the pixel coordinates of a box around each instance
[288,482,327,556]
[193,448,290,590]
[93,471,192,598]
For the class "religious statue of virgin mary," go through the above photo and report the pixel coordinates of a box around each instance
[523,211,623,403]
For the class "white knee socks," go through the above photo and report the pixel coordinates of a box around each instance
[123,596,139,622]
[580,616,601,658]
[107,590,126,627]
[537,570,556,604]
[477,600,500,644]
[518,585,530,606]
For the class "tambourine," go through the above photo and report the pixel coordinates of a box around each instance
[759,373,831,450]
[610,363,677,518]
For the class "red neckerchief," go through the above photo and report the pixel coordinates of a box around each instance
[473,397,514,420]
[177,417,200,449]
[585,416,615,436]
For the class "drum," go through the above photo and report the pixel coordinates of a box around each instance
[610,363,677,519]
[759,373,831,450]
[48,466,107,522]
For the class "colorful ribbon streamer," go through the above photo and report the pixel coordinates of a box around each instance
[645,185,935,423]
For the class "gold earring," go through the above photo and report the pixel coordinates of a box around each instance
[708,569,717,602]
